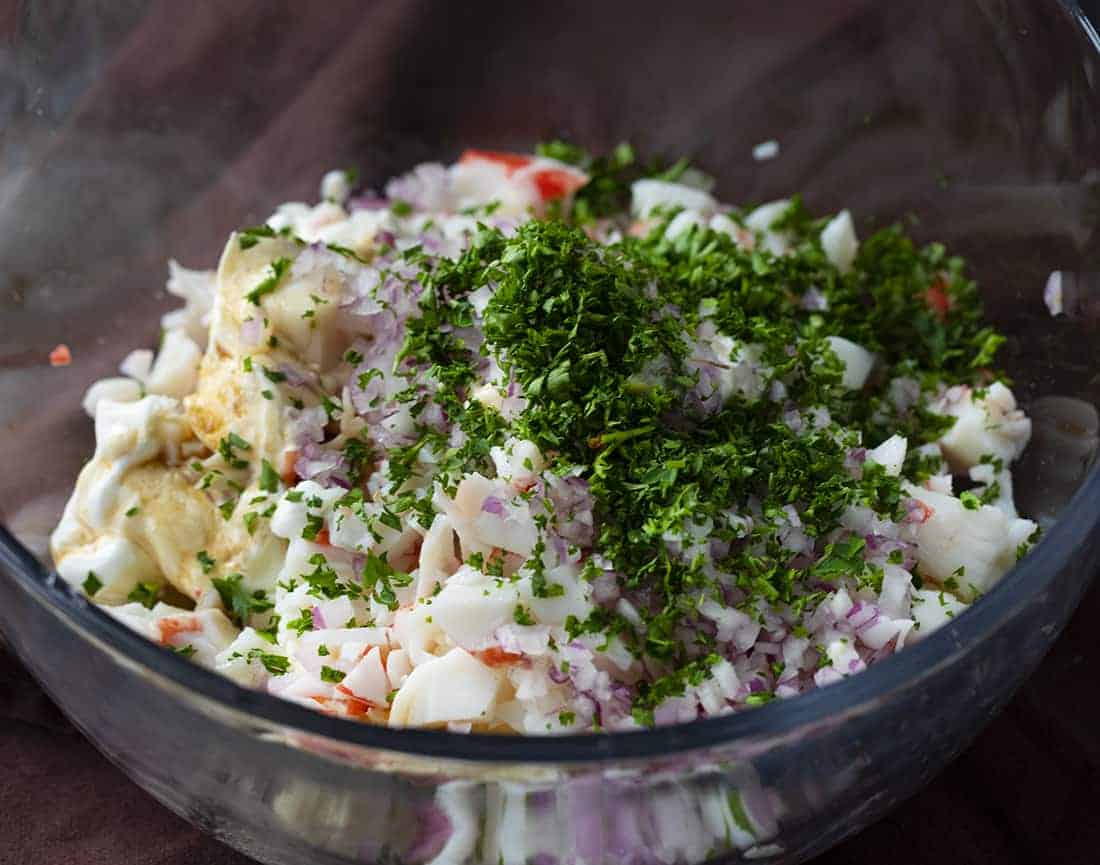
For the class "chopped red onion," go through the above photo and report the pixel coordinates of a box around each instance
[481,496,505,515]
[385,162,450,212]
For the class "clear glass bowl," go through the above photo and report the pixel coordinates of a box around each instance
[2,3,1099,863]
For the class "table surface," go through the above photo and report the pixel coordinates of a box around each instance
[3,571,1099,865]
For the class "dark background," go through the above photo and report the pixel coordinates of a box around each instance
[2,0,1099,863]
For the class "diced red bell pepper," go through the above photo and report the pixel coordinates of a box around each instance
[459,149,533,175]
[532,167,588,201]
[924,277,952,322]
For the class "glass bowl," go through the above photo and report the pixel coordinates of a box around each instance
[2,2,1099,863]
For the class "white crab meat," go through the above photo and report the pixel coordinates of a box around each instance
[342,646,391,706]
[630,179,717,218]
[430,565,517,650]
[820,210,858,273]
[144,329,203,398]
[388,648,502,727]
[932,383,1032,471]
[82,377,143,418]
[826,336,875,390]
[904,483,1036,599]
[909,589,970,641]
[867,434,907,476]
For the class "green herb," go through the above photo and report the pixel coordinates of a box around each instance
[513,604,536,626]
[256,615,280,644]
[301,553,346,600]
[287,612,315,636]
[362,551,412,610]
[82,572,103,597]
[959,491,981,511]
[326,242,366,262]
[259,458,280,493]
[217,433,251,470]
[302,512,324,542]
[238,224,277,250]
[127,581,161,609]
[246,257,292,304]
[320,665,346,683]
[124,506,140,518]
[196,550,216,574]
[174,645,197,658]
[211,573,274,626]
[247,649,290,676]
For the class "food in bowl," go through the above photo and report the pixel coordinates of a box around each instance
[50,144,1038,733]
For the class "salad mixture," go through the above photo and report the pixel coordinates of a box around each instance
[51,144,1037,733]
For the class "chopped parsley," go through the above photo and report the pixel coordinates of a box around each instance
[211,573,274,626]
[237,224,277,250]
[259,458,280,493]
[127,581,161,609]
[245,649,290,676]
[513,604,536,626]
[362,552,412,610]
[959,491,981,511]
[82,571,103,597]
[217,433,252,470]
[286,612,314,636]
[302,512,324,542]
[246,257,292,304]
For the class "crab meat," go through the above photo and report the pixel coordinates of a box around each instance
[826,336,875,390]
[932,383,1032,472]
[903,483,1036,599]
[820,210,859,274]
[388,647,502,727]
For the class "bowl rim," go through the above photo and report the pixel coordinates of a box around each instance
[1,0,1098,766]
